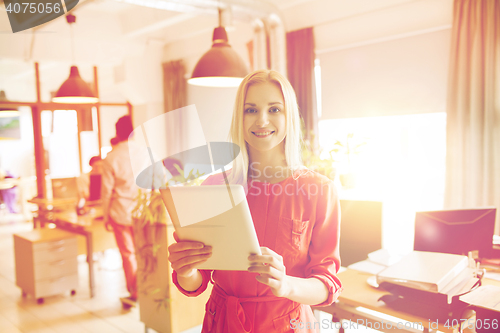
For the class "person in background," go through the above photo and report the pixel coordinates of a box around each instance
[0,169,19,214]
[110,136,119,149]
[101,115,138,306]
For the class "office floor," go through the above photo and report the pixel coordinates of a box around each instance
[0,215,204,333]
[0,215,378,333]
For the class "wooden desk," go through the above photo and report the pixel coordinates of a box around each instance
[0,178,19,190]
[28,197,78,228]
[29,199,116,298]
[313,269,500,333]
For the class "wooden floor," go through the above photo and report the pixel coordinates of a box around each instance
[0,215,202,333]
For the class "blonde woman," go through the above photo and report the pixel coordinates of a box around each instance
[168,70,342,332]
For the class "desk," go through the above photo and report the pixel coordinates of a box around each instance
[0,178,19,190]
[313,269,500,333]
[28,197,78,228]
[29,199,116,298]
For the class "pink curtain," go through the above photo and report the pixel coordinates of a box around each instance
[246,40,254,71]
[444,0,500,234]
[286,27,318,150]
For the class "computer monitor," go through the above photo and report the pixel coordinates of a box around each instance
[51,177,78,199]
[88,174,101,201]
[414,208,496,258]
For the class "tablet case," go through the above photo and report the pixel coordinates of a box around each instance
[160,185,261,271]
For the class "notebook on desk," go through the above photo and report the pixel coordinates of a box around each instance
[376,251,469,293]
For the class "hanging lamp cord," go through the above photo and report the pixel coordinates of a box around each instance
[70,23,75,64]
[66,14,76,64]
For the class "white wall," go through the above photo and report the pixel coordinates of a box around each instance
[282,0,453,48]
[187,85,239,144]
[319,28,452,119]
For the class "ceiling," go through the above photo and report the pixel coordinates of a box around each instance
[0,0,446,64]
[0,0,452,102]
[16,0,430,46]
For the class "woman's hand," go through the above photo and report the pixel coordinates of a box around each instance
[167,232,212,278]
[248,247,292,298]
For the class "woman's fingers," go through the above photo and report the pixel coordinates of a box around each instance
[247,247,284,270]
[170,246,212,277]
[248,262,283,279]
[168,240,204,253]
[168,246,212,263]
[167,237,212,276]
[260,246,278,256]
[247,246,290,297]
[171,252,212,272]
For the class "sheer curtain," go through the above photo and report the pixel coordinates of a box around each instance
[162,60,187,157]
[444,0,500,234]
[163,60,187,114]
[286,27,318,148]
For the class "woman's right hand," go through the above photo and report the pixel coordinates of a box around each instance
[168,232,212,278]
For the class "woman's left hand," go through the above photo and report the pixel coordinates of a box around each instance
[248,247,291,298]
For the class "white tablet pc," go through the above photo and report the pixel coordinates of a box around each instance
[160,184,261,271]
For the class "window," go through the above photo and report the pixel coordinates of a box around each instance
[314,58,322,119]
[318,113,446,253]
[43,110,80,178]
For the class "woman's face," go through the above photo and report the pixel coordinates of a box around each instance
[243,81,286,155]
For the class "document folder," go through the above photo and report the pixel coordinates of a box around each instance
[414,208,496,257]
[376,251,469,293]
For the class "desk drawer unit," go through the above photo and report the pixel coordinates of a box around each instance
[14,229,78,303]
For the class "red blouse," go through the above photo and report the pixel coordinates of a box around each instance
[172,168,343,333]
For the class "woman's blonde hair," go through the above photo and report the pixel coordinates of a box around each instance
[228,69,303,184]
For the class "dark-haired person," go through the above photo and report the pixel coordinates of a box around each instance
[110,136,119,149]
[101,115,138,306]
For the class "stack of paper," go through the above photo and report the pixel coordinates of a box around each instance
[347,249,403,275]
[368,249,403,266]
[460,285,500,311]
[376,251,469,293]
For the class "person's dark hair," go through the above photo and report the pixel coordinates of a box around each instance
[115,116,133,141]
[89,156,101,166]
[110,137,119,146]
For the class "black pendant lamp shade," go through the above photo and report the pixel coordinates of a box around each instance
[53,66,98,104]
[0,90,20,118]
[188,26,248,87]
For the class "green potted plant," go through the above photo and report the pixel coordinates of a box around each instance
[330,133,367,189]
[301,130,338,181]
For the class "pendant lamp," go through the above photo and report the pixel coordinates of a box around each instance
[0,91,20,118]
[53,14,98,104]
[188,9,248,87]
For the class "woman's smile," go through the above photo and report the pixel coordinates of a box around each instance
[243,81,286,155]
[252,130,275,138]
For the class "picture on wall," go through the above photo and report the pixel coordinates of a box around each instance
[0,116,21,140]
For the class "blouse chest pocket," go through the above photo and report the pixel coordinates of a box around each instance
[275,217,310,263]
